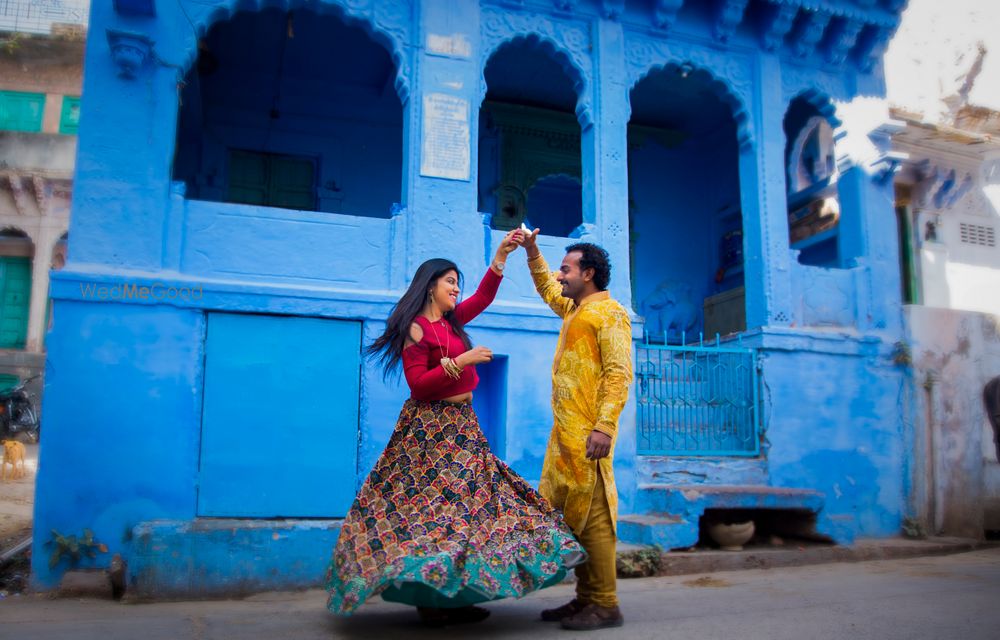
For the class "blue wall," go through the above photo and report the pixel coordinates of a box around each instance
[35,301,204,584]
[36,0,908,593]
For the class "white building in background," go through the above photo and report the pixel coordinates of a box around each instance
[0,2,87,391]
[885,0,1000,538]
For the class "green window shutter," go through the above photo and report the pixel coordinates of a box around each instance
[0,257,32,349]
[59,96,81,134]
[269,155,316,210]
[227,150,269,206]
[226,149,316,211]
[0,91,45,132]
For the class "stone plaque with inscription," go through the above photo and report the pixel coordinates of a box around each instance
[421,93,471,181]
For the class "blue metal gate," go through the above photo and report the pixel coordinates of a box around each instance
[636,334,761,456]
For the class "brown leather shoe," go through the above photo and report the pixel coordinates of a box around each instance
[559,603,624,630]
[540,598,587,622]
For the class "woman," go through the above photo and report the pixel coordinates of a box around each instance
[326,230,585,626]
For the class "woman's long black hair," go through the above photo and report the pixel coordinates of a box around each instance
[367,258,473,380]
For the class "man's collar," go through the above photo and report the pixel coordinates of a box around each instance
[575,290,610,308]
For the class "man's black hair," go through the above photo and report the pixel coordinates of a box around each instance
[565,242,611,291]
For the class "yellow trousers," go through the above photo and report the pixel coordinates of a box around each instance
[574,469,618,607]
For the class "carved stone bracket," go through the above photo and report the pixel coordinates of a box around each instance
[653,0,685,31]
[625,35,753,149]
[761,2,798,52]
[481,8,593,129]
[106,29,155,79]
[602,0,625,20]
[714,0,749,43]
[855,24,893,73]
[792,10,831,59]
[919,166,975,210]
[825,18,864,66]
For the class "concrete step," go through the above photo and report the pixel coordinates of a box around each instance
[618,513,688,548]
[637,484,826,516]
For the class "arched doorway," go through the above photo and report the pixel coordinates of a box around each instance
[172,8,404,218]
[478,37,584,235]
[628,65,744,343]
[783,93,841,267]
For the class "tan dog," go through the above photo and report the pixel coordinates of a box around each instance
[1,439,26,480]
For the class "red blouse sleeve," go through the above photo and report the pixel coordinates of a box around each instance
[452,268,502,325]
[402,340,452,396]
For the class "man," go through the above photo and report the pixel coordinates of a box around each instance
[522,230,632,631]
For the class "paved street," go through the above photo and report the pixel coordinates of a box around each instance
[2,547,998,639]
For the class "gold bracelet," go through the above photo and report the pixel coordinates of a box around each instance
[447,357,464,378]
[440,357,462,380]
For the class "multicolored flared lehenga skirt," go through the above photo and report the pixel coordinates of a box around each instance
[326,399,585,614]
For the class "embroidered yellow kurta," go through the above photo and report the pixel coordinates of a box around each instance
[529,254,633,535]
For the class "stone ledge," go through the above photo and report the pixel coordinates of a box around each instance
[616,537,996,579]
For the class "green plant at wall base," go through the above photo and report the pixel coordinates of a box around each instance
[616,546,664,578]
[902,516,926,540]
[46,529,109,569]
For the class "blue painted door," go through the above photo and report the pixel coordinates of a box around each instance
[198,313,361,517]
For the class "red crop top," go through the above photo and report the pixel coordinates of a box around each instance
[401,267,502,401]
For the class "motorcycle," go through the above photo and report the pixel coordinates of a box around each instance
[0,374,40,443]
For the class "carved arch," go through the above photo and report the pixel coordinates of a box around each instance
[480,34,590,129]
[480,10,593,129]
[176,0,412,104]
[786,88,841,128]
[628,61,752,149]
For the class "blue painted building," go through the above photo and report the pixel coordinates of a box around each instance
[34,0,911,596]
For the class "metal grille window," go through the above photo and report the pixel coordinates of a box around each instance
[959,222,996,247]
[0,0,90,35]
[636,336,761,456]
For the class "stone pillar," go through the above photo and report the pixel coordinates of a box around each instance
[585,18,632,310]
[405,0,482,279]
[739,53,792,330]
[26,226,53,352]
[68,3,177,270]
[834,98,904,333]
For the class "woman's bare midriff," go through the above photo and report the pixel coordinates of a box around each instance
[441,392,473,404]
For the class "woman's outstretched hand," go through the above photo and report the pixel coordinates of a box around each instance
[521,227,541,259]
[497,228,526,256]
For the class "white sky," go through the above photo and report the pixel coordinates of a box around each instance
[885,0,1000,117]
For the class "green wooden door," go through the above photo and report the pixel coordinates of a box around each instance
[0,257,31,348]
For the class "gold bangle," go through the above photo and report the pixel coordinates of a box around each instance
[440,357,461,380]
